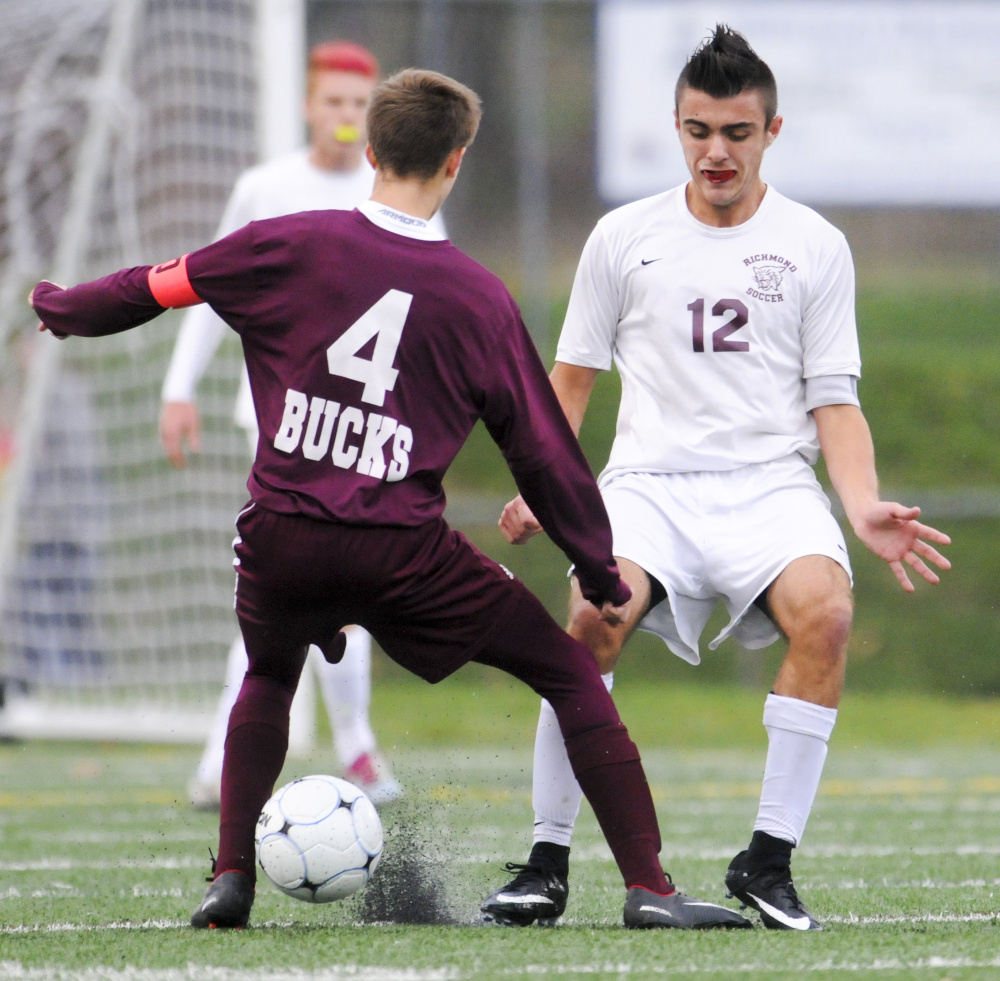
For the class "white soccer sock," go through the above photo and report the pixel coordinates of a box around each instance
[532,672,614,847]
[195,633,248,785]
[753,692,838,846]
[315,626,376,768]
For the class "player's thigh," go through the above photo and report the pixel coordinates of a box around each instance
[766,553,853,647]
[567,556,653,673]
[238,614,310,692]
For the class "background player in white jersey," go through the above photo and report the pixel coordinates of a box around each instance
[160,40,429,809]
[481,24,951,931]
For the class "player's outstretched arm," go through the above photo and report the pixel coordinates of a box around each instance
[815,403,951,592]
[30,259,197,340]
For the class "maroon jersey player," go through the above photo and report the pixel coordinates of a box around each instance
[31,69,750,932]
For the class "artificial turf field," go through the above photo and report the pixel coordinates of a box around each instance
[2,683,999,980]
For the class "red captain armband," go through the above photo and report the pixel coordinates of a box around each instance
[147,254,201,308]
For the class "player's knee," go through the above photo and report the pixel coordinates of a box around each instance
[789,590,853,657]
[567,606,624,673]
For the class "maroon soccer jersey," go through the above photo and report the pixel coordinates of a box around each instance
[33,209,627,605]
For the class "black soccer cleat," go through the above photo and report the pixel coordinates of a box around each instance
[481,861,569,927]
[623,885,752,929]
[725,849,822,931]
[190,871,255,929]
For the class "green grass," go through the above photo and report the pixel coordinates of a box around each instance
[3,689,1000,979]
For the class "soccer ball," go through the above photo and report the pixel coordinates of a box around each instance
[255,774,383,903]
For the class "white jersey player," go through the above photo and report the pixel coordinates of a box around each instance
[481,24,950,932]
[160,41,438,809]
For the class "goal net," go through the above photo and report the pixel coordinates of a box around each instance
[0,0,261,741]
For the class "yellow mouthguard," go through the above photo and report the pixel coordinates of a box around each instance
[334,124,360,144]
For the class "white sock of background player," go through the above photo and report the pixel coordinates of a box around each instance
[193,633,248,788]
[314,625,377,769]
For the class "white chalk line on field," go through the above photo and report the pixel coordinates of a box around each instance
[0,858,203,872]
[2,911,998,937]
[0,964,458,981]
[4,842,1000,874]
[459,842,1000,864]
[6,957,1000,980]
[495,956,1000,975]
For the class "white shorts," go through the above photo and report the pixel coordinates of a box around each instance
[599,455,852,665]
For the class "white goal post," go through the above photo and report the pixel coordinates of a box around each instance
[0,0,307,743]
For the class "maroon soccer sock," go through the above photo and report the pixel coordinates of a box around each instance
[564,723,671,895]
[471,591,670,894]
[215,675,295,881]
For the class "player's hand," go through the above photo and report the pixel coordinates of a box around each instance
[160,400,201,469]
[498,494,543,544]
[852,502,951,592]
[29,282,69,339]
[598,594,633,627]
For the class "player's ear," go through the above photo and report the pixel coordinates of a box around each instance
[365,144,377,169]
[444,146,466,180]
[765,115,783,146]
[673,108,680,133]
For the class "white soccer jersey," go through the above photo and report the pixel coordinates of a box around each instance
[556,185,860,478]
[161,150,446,429]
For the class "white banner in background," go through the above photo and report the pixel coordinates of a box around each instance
[598,0,1000,205]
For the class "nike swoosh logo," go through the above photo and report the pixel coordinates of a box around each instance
[497,893,557,905]
[640,258,662,266]
[200,896,218,909]
[747,892,812,930]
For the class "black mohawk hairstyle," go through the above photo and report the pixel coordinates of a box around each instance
[676,24,778,124]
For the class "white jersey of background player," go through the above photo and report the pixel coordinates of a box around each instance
[159,41,437,809]
[482,24,950,932]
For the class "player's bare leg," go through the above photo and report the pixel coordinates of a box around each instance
[769,554,852,708]
[726,554,851,931]
[565,556,653,674]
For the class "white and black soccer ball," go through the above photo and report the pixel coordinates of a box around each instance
[255,774,383,903]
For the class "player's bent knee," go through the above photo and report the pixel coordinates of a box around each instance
[564,722,639,776]
[787,592,853,656]
[567,608,625,672]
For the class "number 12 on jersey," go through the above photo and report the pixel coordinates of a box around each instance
[687,298,750,353]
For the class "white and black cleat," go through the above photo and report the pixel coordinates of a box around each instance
[725,850,822,931]
[481,862,568,927]
[623,886,752,929]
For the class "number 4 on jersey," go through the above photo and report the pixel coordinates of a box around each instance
[327,289,413,406]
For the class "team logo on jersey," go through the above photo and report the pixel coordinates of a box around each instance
[752,264,785,291]
[742,253,797,304]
